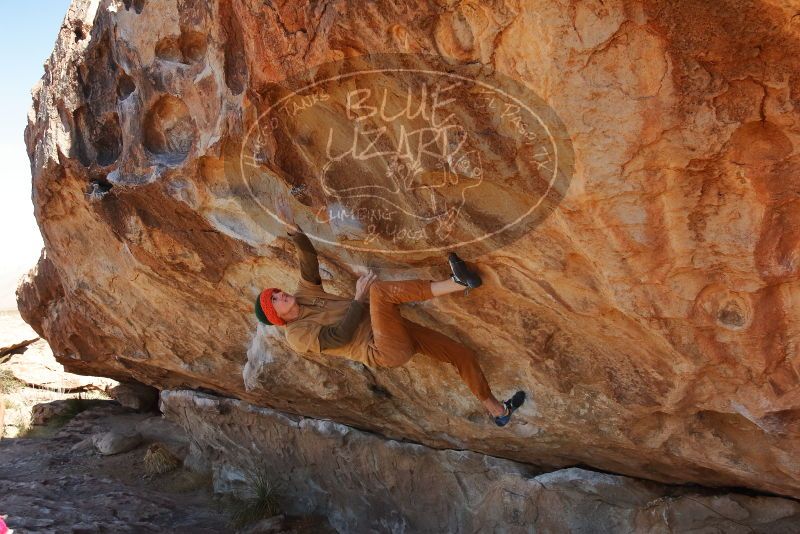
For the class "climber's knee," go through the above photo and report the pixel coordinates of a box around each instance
[370,280,389,299]
[374,346,415,368]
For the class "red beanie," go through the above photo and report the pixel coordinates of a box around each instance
[259,288,287,326]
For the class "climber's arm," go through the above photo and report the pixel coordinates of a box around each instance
[318,300,366,350]
[287,229,322,285]
[276,196,322,285]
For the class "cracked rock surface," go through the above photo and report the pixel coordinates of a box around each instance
[17,0,800,499]
[163,389,800,534]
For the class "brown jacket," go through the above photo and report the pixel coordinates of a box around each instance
[283,234,379,367]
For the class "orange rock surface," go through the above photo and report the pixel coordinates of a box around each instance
[18,0,800,498]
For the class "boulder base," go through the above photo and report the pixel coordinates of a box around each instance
[162,390,800,534]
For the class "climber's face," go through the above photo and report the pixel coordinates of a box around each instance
[271,289,296,319]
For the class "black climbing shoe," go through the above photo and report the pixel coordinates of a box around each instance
[494,391,526,427]
[448,252,482,289]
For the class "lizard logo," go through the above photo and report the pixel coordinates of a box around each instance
[237,53,574,266]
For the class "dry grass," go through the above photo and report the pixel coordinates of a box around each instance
[12,409,32,437]
[143,443,181,475]
[222,466,282,529]
[0,368,23,395]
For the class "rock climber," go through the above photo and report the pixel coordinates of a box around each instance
[254,198,525,426]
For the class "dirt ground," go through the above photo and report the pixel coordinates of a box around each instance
[0,310,333,533]
[0,399,337,533]
[0,401,231,532]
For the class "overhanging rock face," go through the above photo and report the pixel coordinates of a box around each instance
[162,390,800,533]
[19,0,800,498]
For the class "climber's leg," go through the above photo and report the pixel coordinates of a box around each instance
[430,277,465,297]
[369,276,479,365]
[369,280,434,367]
[369,275,508,419]
[404,318,506,417]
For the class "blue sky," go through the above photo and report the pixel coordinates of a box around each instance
[0,2,71,309]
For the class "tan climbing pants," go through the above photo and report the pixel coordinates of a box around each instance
[369,279,494,402]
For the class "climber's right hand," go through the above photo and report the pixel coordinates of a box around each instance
[355,271,378,302]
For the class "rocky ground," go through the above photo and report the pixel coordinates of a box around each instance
[0,401,333,533]
[1,356,114,440]
[0,308,116,439]
[0,402,227,533]
[0,310,330,533]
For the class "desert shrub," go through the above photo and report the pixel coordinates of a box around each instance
[13,410,32,437]
[143,443,181,474]
[226,466,282,528]
[0,369,23,395]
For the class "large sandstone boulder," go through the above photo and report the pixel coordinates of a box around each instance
[17,0,800,499]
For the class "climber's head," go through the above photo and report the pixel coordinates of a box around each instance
[255,288,297,326]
